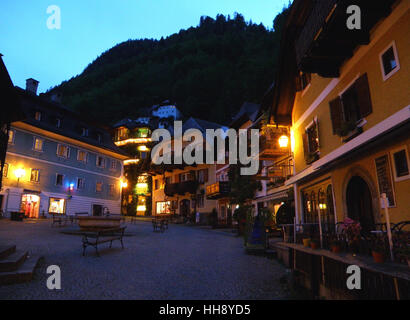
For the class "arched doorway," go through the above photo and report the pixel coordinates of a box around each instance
[346,176,375,232]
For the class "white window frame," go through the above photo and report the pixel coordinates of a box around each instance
[57,144,70,158]
[390,145,410,182]
[55,173,65,186]
[379,40,400,81]
[8,129,15,144]
[77,150,88,163]
[96,156,105,168]
[33,137,44,152]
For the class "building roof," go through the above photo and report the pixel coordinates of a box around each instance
[230,102,261,128]
[14,87,127,156]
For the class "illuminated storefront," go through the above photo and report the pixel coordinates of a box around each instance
[156,201,171,215]
[48,198,67,215]
[20,194,40,218]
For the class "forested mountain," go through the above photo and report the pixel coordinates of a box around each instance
[48,9,289,125]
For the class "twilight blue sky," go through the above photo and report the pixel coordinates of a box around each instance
[1,0,290,93]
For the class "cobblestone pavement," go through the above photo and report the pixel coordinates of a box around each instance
[0,219,290,300]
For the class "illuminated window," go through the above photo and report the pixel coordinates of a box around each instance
[35,111,41,121]
[77,150,87,162]
[3,163,8,177]
[57,144,69,158]
[33,137,44,151]
[96,182,103,193]
[30,169,40,182]
[56,174,64,186]
[49,198,66,215]
[96,156,105,168]
[156,201,171,214]
[8,130,15,144]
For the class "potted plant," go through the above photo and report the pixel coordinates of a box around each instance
[340,218,361,254]
[371,234,386,263]
[310,238,319,250]
[330,235,343,254]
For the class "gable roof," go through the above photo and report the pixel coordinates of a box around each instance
[230,102,261,128]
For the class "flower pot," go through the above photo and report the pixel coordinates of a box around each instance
[372,251,385,263]
[331,245,341,254]
[310,242,319,250]
[302,238,311,247]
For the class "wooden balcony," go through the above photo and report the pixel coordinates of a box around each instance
[259,126,290,160]
[165,180,198,196]
[206,181,230,200]
[295,0,396,77]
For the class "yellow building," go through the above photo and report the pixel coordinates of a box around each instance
[269,0,409,231]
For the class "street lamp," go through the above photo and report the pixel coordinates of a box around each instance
[278,135,289,148]
[14,168,25,187]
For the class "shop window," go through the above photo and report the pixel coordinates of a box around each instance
[329,73,372,136]
[8,130,15,144]
[380,41,400,81]
[77,150,87,162]
[30,169,40,183]
[156,201,171,214]
[56,174,64,186]
[21,194,40,218]
[49,198,66,215]
[33,137,44,152]
[57,144,70,158]
[96,182,103,193]
[391,147,410,181]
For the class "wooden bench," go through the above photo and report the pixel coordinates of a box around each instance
[152,219,168,233]
[81,227,126,257]
[51,213,69,227]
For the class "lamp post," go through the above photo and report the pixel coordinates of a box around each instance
[14,168,25,188]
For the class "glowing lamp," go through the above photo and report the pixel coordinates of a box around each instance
[121,181,128,188]
[278,135,289,148]
[14,168,26,179]
[138,145,149,152]
[69,183,74,191]
[137,205,147,212]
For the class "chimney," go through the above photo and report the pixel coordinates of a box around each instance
[26,78,39,95]
[50,92,62,104]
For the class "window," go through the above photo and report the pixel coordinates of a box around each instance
[116,127,129,141]
[110,160,117,170]
[96,182,103,193]
[302,119,320,164]
[96,156,105,168]
[33,137,44,152]
[108,184,115,195]
[165,176,172,185]
[329,73,372,137]
[197,194,204,208]
[8,130,15,144]
[156,201,171,214]
[140,152,147,159]
[34,111,41,121]
[77,150,87,162]
[380,41,400,81]
[55,118,61,128]
[81,128,88,137]
[57,144,70,158]
[56,174,64,186]
[197,169,208,184]
[30,169,40,182]
[49,198,66,214]
[391,147,410,181]
[3,163,8,177]
[97,134,102,143]
[77,178,85,190]
[154,179,159,190]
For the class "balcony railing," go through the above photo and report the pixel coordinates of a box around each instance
[164,180,198,196]
[206,181,230,200]
[259,126,290,160]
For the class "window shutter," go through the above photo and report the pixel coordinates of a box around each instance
[302,133,309,162]
[329,97,343,134]
[355,73,373,118]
